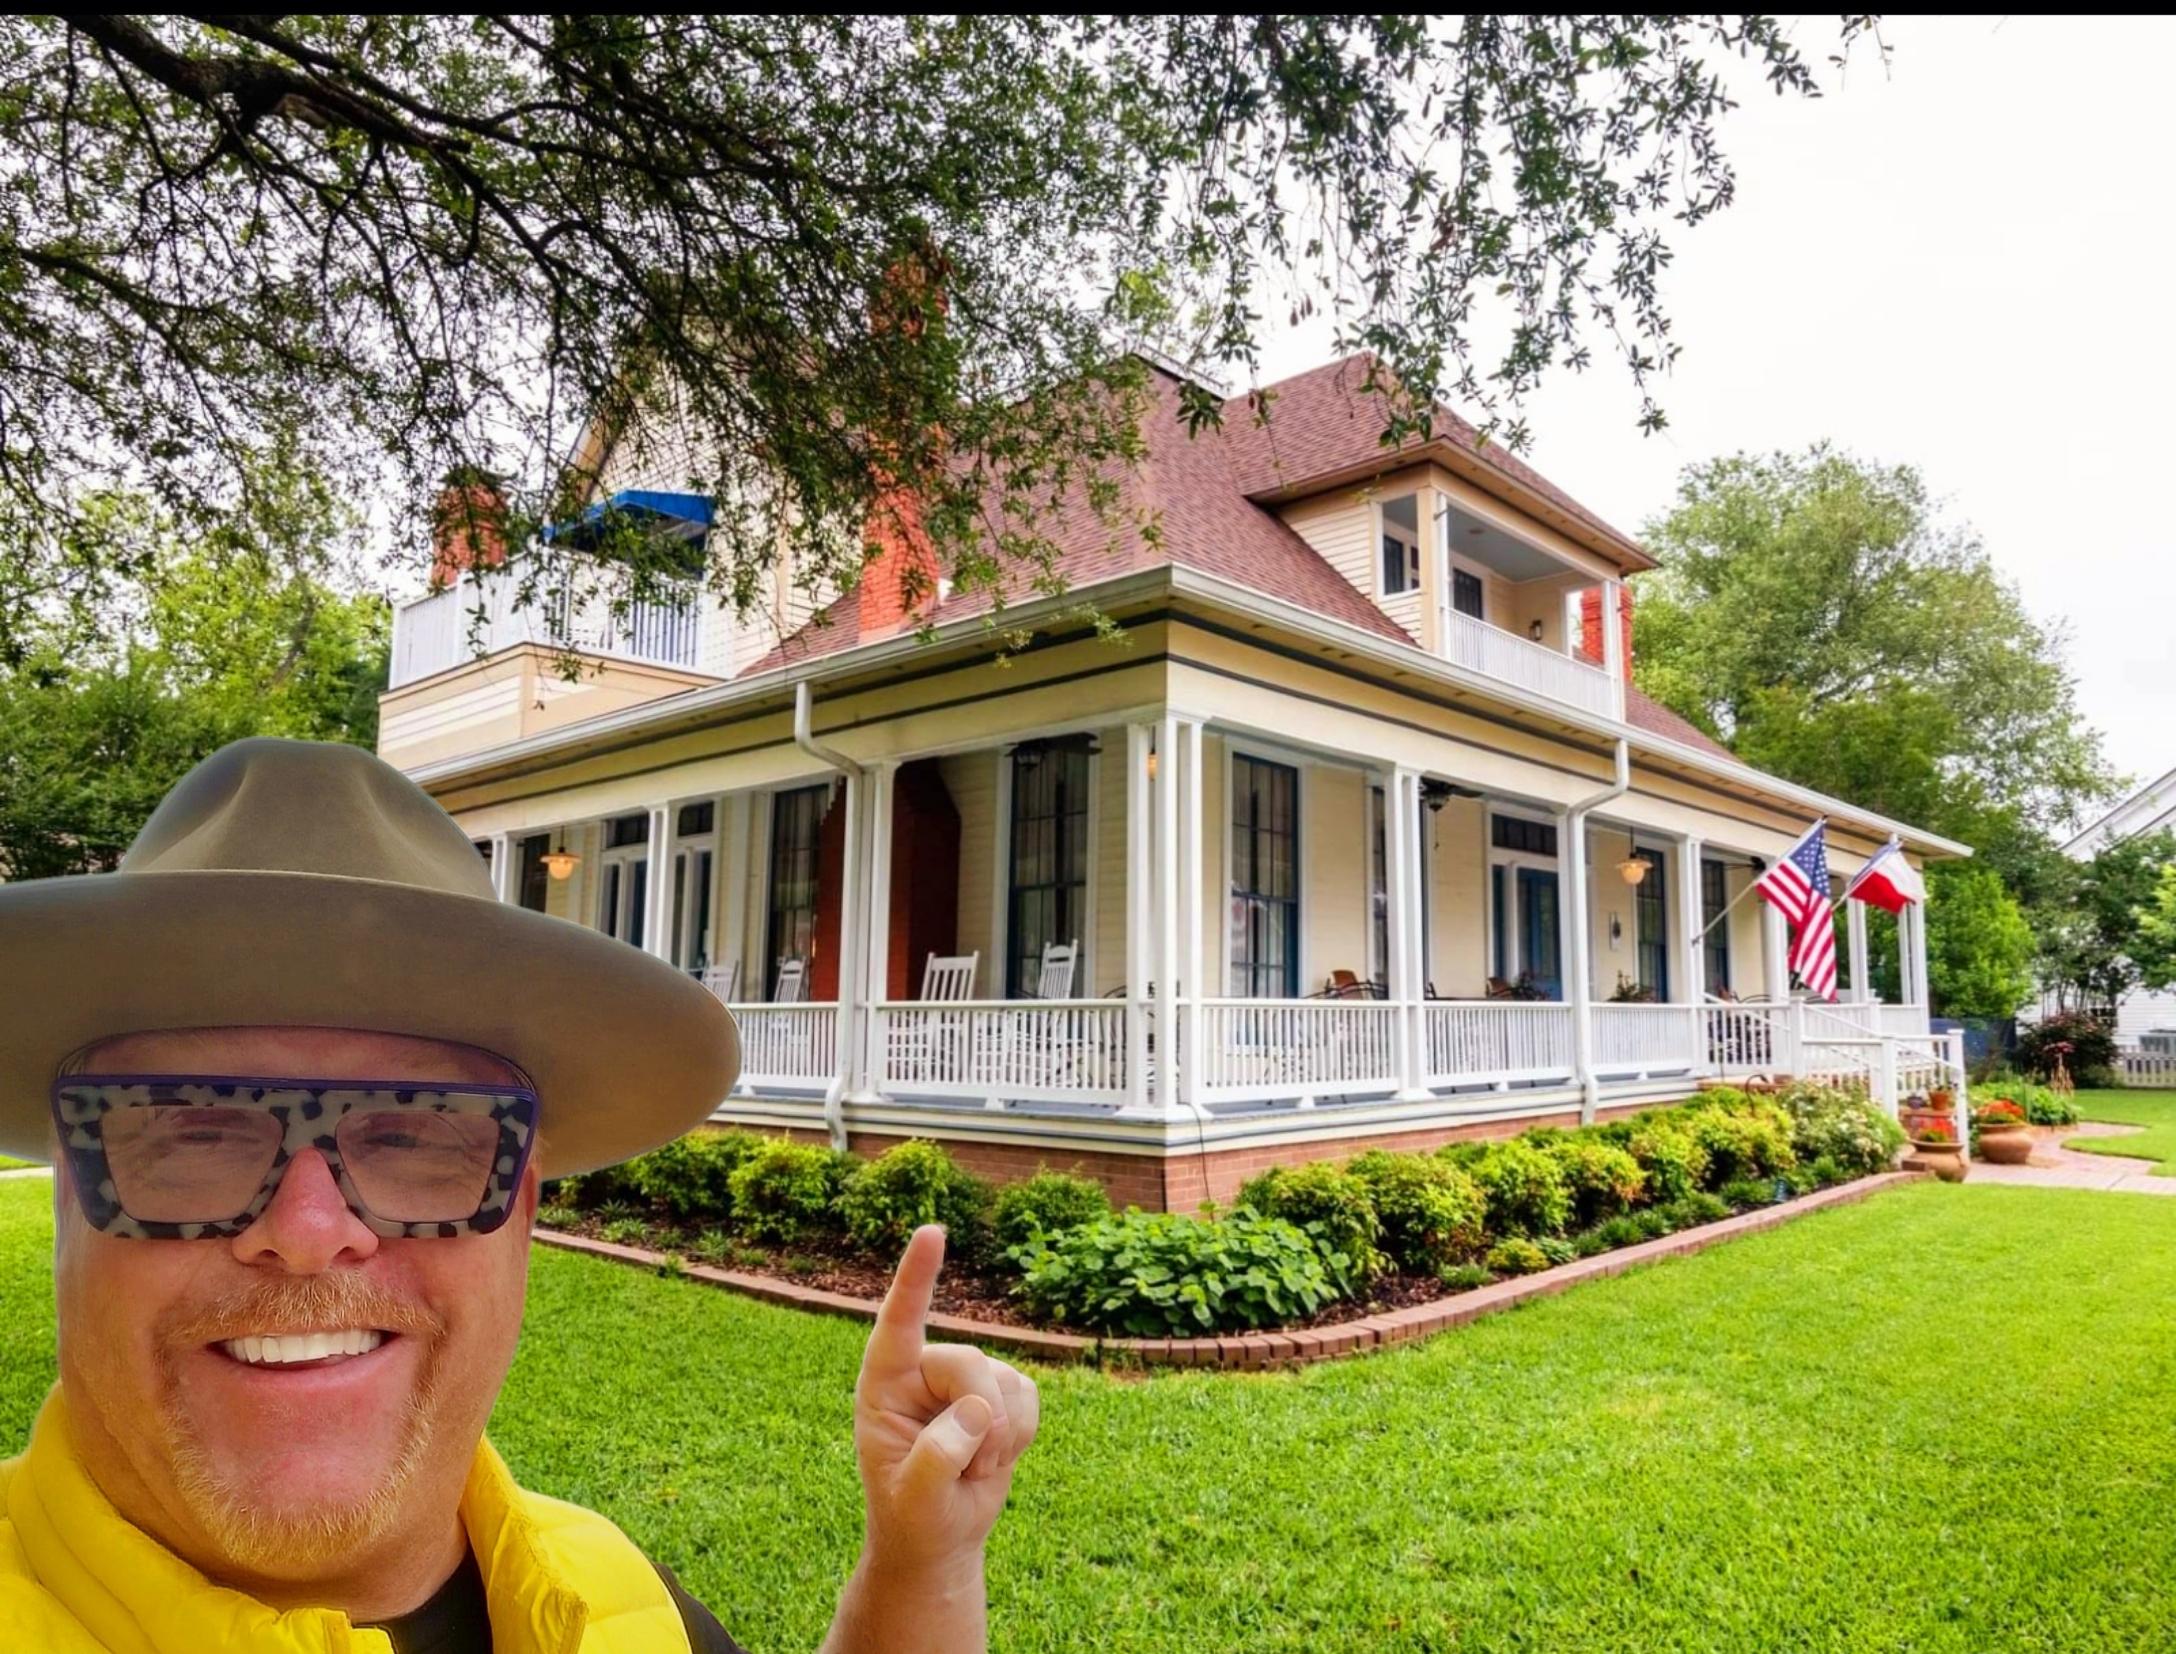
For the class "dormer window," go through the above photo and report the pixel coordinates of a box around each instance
[1380,494,1422,596]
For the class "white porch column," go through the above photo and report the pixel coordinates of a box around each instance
[721,793,750,999]
[1125,723,1153,1113]
[1562,809,1597,1122]
[1384,768,1427,1099]
[643,805,672,960]
[1763,897,1791,1004]
[826,772,863,1129]
[488,831,513,903]
[854,762,896,1111]
[1675,835,1703,1004]
[1154,716,1181,1117]
[1179,719,1206,1114]
[1598,579,1627,718]
[1910,901,1932,1017]
[1847,896,1872,1006]
[1897,902,1916,1013]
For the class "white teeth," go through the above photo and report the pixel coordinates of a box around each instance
[220,1329,384,1367]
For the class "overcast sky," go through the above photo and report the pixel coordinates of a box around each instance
[1254,14,2173,803]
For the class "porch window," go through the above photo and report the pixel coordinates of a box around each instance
[1488,812,1562,999]
[1633,846,1668,999]
[1006,741,1091,997]
[1230,755,1300,997]
[1452,566,1485,620]
[597,812,650,947]
[1380,495,1422,596]
[1491,815,1558,857]
[516,833,551,914]
[1702,858,1731,994]
[671,800,716,976]
[766,784,829,998]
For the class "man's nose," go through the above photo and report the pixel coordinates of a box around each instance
[229,1146,380,1272]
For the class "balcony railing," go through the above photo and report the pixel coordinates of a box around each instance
[1443,609,1621,720]
[388,553,701,688]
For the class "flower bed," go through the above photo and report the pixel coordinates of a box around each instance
[538,1083,1906,1345]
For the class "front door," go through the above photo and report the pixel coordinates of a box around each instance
[1517,867,1562,1000]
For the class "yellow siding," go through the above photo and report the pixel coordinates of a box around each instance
[1586,824,1639,1000]
[1094,735,1129,995]
[1277,491,1377,610]
[1427,796,1490,998]
[1302,762,1369,993]
[1728,863,1767,995]
[943,752,1001,969]
[1199,734,1227,994]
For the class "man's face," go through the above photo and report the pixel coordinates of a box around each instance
[51,1025,540,1582]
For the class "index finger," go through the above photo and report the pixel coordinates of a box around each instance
[863,1222,946,1376]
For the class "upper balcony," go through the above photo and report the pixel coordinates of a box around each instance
[1368,488,1626,723]
[388,552,705,690]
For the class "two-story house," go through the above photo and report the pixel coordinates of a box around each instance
[378,354,1966,1209]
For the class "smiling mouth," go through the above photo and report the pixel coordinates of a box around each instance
[214,1329,392,1369]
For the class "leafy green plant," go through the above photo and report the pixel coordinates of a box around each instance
[1484,1236,1550,1276]
[1461,1140,1573,1237]
[687,1229,735,1267]
[1805,1154,1849,1189]
[1570,1228,1612,1259]
[1633,1208,1676,1240]
[545,1162,644,1211]
[1544,1139,1647,1227]
[840,1139,996,1260]
[1686,1105,1796,1186]
[993,1169,1114,1252]
[1011,1208,1336,1336]
[534,1205,582,1232]
[601,1216,652,1247]
[1346,1150,1487,1274]
[1535,1235,1577,1268]
[628,1130,763,1224]
[1626,1125,1709,1205]
[1717,1178,1778,1212]
[1590,1214,1648,1251]
[1436,1262,1494,1292]
[2017,1012,2116,1086]
[1657,1192,1730,1230]
[1237,1161,1386,1292]
[1977,1078,2077,1127]
[1776,1084,1904,1176]
[728,1141,857,1245]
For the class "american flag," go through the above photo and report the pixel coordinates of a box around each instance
[1755,820,1838,1001]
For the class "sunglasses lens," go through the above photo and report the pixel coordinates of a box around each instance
[335,1107,502,1224]
[101,1105,284,1224]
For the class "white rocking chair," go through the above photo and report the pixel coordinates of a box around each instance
[890,952,979,1089]
[702,958,742,1004]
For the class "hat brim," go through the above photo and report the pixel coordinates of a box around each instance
[0,869,740,1179]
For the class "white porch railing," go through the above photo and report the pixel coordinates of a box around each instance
[1878,1003,1930,1038]
[388,553,701,688]
[1423,1001,1575,1087]
[1193,1000,1402,1104]
[1700,1003,1796,1075]
[875,1001,1130,1110]
[1443,609,1622,720]
[725,1003,842,1091]
[1591,1003,1702,1077]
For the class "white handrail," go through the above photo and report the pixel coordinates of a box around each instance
[1442,609,1623,719]
[724,1002,841,1090]
[876,1000,1130,1110]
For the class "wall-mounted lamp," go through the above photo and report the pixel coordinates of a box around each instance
[1528,620,1545,642]
[1608,914,1624,945]
[1145,748,1159,782]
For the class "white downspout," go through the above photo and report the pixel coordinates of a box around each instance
[1566,738,1632,1123]
[794,680,864,1149]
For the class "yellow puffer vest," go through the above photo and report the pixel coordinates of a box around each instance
[0,1389,690,1653]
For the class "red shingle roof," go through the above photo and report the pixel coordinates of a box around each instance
[1625,686,1735,760]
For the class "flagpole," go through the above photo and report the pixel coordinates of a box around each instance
[1692,816,1827,944]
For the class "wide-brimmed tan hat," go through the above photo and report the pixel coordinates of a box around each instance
[0,737,739,1177]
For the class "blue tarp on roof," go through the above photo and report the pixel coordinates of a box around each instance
[543,489,714,549]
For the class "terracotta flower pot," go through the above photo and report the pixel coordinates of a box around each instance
[1906,1140,1968,1182]
[1927,1089,1954,1111]
[1977,1125,2032,1166]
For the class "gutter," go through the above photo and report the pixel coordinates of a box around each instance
[793,680,863,1149]
[1564,737,1632,1124]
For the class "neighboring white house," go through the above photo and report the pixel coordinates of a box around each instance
[2056,765,2176,1051]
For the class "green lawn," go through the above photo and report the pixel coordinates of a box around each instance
[2064,1088,2176,1173]
[7,1176,2176,1651]
[0,1155,36,1171]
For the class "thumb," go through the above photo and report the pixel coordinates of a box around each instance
[897,1393,995,1500]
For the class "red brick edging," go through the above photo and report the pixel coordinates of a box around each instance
[535,1171,1923,1370]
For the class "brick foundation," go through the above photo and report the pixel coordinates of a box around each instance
[755,1099,1659,1212]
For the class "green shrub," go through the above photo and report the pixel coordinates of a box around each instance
[1977,1078,2077,1127]
[544,1160,643,1211]
[1570,1228,1612,1259]
[1805,1154,1849,1189]
[1657,1192,1730,1230]
[1012,1208,1336,1336]
[1633,1208,1675,1240]
[534,1204,582,1232]
[728,1140,856,1245]
[1545,1139,1647,1227]
[993,1169,1114,1252]
[1437,1262,1494,1292]
[601,1216,652,1246]
[1775,1084,1904,1176]
[840,1139,996,1259]
[1236,1161,1386,1292]
[2017,1012,2115,1084]
[1484,1236,1550,1276]
[1464,1140,1573,1237]
[1591,1214,1648,1251]
[1626,1125,1708,1204]
[627,1130,763,1223]
[687,1229,734,1266]
[1687,1105,1796,1186]
[1535,1235,1577,1268]
[1718,1177,1778,1211]
[1346,1150,1488,1273]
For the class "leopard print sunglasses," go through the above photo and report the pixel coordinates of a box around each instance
[52,1076,541,1240]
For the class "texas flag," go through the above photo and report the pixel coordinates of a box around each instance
[1844,837,1926,914]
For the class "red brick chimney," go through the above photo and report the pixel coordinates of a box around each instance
[855,246,950,639]
[1577,582,1635,680]
[428,474,509,591]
